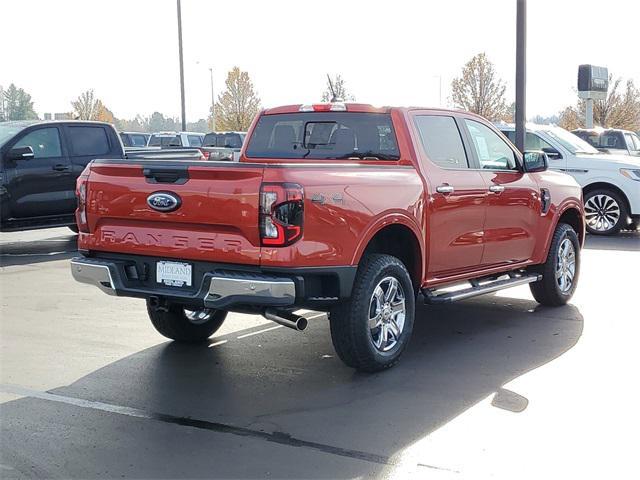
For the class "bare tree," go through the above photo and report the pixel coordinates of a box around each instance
[451,53,508,121]
[214,67,261,131]
[557,106,582,131]
[558,76,640,131]
[321,74,355,102]
[71,90,104,120]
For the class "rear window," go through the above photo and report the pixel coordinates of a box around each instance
[130,134,148,147]
[245,113,400,160]
[203,133,244,149]
[68,126,110,156]
[187,135,203,147]
[149,135,180,147]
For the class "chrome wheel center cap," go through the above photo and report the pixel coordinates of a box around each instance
[382,303,392,321]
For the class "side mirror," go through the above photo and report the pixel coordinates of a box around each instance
[7,146,35,161]
[523,150,548,173]
[542,147,562,160]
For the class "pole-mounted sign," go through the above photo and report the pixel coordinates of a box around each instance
[577,64,608,128]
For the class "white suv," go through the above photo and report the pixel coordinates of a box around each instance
[499,123,640,235]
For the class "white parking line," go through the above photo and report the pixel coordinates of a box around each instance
[208,340,228,348]
[305,313,326,320]
[237,325,283,339]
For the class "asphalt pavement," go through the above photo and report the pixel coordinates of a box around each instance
[1,227,638,479]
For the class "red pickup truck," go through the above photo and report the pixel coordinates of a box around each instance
[71,103,584,372]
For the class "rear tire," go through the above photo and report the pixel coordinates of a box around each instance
[146,301,227,343]
[530,223,580,306]
[329,254,415,372]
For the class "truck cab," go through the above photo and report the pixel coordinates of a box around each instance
[0,120,124,232]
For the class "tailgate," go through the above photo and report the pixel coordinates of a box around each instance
[81,161,263,265]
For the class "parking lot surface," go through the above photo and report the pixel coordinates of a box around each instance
[1,228,639,479]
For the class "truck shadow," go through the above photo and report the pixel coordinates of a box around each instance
[0,295,583,478]
[0,234,77,267]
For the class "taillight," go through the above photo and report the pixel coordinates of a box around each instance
[75,172,90,233]
[199,148,210,160]
[259,183,304,246]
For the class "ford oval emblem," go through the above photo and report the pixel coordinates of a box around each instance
[147,192,181,212]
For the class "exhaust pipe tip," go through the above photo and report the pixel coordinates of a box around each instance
[264,309,308,331]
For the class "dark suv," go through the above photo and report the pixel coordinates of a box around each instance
[0,120,124,232]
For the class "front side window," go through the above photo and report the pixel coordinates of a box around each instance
[245,112,400,160]
[414,115,468,168]
[14,127,62,158]
[465,119,517,170]
[68,126,109,156]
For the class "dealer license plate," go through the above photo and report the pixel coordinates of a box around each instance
[156,261,192,287]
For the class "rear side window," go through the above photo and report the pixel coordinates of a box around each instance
[414,115,468,168]
[68,126,110,156]
[14,127,62,158]
[245,113,400,160]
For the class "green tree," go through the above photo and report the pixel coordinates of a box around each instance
[215,67,261,131]
[2,83,38,121]
[321,74,355,102]
[451,53,509,121]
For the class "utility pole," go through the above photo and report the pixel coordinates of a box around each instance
[177,0,186,131]
[209,67,215,131]
[515,0,526,154]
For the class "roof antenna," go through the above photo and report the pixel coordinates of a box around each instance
[327,74,338,102]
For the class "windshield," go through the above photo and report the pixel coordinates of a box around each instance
[245,112,400,160]
[0,123,31,147]
[543,127,599,154]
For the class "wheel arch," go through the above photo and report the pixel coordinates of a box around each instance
[352,215,424,291]
[556,205,585,246]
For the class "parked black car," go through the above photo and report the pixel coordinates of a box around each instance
[0,120,124,232]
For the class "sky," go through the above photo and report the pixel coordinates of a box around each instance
[2,0,638,122]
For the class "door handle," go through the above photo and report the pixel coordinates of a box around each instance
[489,185,505,193]
[436,184,455,194]
[52,164,71,171]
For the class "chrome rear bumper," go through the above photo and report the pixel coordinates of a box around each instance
[70,257,296,308]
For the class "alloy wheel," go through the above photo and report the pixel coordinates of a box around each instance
[183,308,213,325]
[585,194,620,232]
[368,276,406,352]
[556,238,576,293]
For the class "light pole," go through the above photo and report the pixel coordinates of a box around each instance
[209,67,215,131]
[177,0,186,131]
[515,0,527,154]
